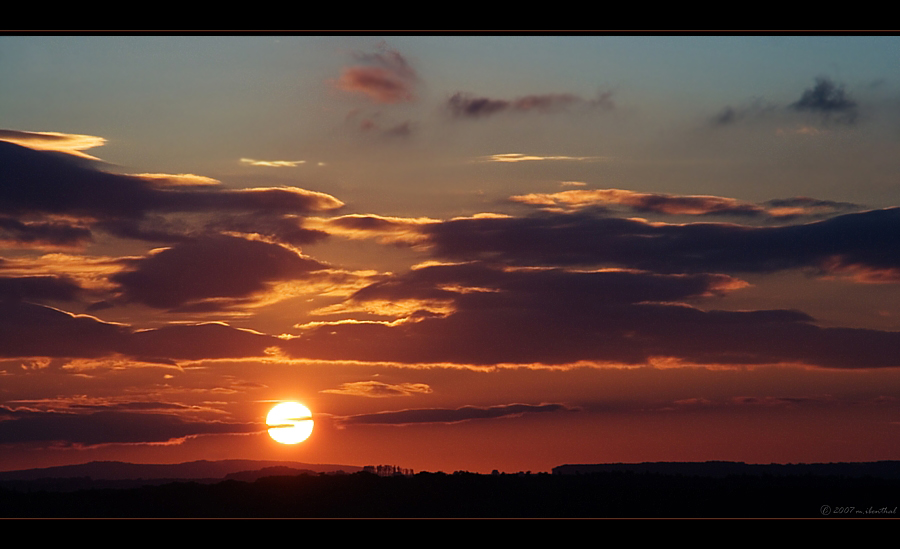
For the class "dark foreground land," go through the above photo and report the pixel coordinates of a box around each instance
[2,465,898,518]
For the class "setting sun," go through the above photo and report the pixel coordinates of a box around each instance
[266,402,314,445]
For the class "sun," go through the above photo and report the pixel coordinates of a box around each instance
[266,401,314,444]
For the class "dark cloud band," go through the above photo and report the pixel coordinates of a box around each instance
[0,140,342,246]
[0,407,260,446]
[420,207,900,276]
[339,403,571,425]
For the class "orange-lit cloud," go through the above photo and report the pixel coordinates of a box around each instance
[760,197,860,219]
[818,257,900,284]
[306,214,438,245]
[271,258,900,369]
[510,188,860,219]
[4,128,900,377]
[334,45,418,104]
[510,188,760,215]
[135,173,222,186]
[0,129,106,160]
[321,381,433,397]
[1,243,374,319]
[3,257,900,371]
[239,158,306,168]
[0,253,125,293]
[480,153,607,163]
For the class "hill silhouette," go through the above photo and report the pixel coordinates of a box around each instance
[553,460,900,479]
[1,460,897,518]
[0,459,359,482]
[0,459,360,493]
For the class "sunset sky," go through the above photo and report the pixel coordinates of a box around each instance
[2,34,900,474]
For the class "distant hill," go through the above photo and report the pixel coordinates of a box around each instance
[0,459,361,482]
[553,461,900,479]
[223,466,320,482]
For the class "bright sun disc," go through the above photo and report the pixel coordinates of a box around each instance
[267,401,314,444]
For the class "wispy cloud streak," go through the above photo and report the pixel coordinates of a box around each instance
[447,90,614,118]
[338,403,572,425]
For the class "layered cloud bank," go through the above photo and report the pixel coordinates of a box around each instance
[3,133,899,370]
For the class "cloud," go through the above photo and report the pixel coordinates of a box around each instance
[111,234,329,311]
[286,263,798,367]
[0,129,106,160]
[420,207,900,277]
[710,99,777,126]
[305,213,438,244]
[202,214,330,247]
[816,257,900,284]
[271,236,900,369]
[4,124,898,372]
[4,259,900,370]
[285,267,900,369]
[480,153,607,163]
[0,301,278,361]
[134,173,222,186]
[447,90,614,119]
[239,158,306,168]
[0,301,130,360]
[0,275,83,303]
[346,262,744,308]
[0,406,260,446]
[383,121,412,137]
[761,197,861,219]
[0,140,344,218]
[334,45,418,104]
[509,189,861,219]
[510,189,761,216]
[446,93,509,118]
[0,138,343,246]
[68,400,202,412]
[337,403,572,425]
[0,216,93,248]
[125,322,278,362]
[345,101,415,138]
[321,381,433,397]
[712,77,859,127]
[0,253,123,296]
[790,77,858,122]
